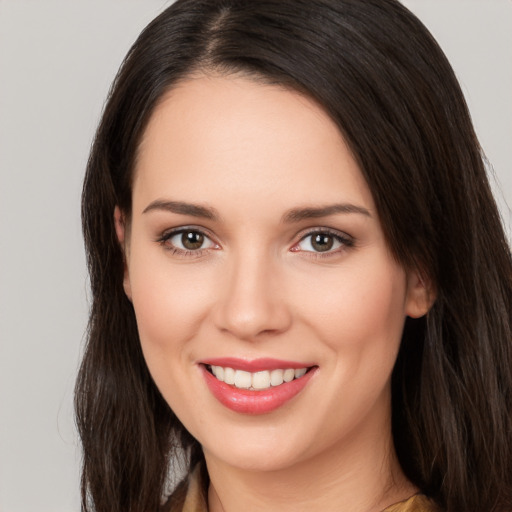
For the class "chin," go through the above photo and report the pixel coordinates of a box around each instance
[200,424,314,473]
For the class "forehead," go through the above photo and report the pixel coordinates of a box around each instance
[133,74,374,216]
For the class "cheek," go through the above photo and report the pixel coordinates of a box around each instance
[127,251,215,355]
[126,252,218,416]
[297,256,407,352]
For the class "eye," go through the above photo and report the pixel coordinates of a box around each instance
[158,228,217,253]
[292,230,353,255]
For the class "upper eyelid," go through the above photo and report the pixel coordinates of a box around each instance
[159,225,216,240]
[295,226,353,242]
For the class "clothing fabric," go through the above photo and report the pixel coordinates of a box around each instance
[163,464,440,512]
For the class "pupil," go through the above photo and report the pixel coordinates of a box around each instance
[182,231,204,250]
[312,234,333,252]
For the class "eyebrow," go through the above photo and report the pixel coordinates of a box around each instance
[282,203,371,223]
[142,200,219,220]
[142,199,370,223]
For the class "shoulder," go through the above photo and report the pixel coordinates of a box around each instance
[383,494,441,512]
[161,464,208,512]
[163,467,439,512]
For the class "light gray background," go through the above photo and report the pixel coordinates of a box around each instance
[0,1,510,511]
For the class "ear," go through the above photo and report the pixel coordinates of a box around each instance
[114,206,132,301]
[405,270,435,319]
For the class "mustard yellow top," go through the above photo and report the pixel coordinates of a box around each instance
[164,465,440,512]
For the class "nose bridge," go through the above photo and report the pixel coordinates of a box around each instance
[214,245,290,340]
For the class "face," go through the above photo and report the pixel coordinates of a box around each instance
[117,74,428,473]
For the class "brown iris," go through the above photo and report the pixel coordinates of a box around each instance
[311,233,334,252]
[182,231,204,250]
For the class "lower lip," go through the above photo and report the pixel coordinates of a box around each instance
[201,365,317,414]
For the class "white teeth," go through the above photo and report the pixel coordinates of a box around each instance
[234,370,252,389]
[215,366,224,381]
[294,368,307,378]
[224,366,236,385]
[270,369,284,386]
[208,365,309,390]
[283,369,295,382]
[252,371,271,390]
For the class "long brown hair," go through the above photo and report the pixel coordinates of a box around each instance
[77,1,512,510]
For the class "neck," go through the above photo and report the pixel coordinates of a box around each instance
[205,414,416,512]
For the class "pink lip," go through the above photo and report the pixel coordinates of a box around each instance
[200,363,317,415]
[201,357,314,372]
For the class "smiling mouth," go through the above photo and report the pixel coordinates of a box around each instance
[205,364,312,391]
[201,360,318,414]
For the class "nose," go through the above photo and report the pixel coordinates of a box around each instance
[213,249,292,341]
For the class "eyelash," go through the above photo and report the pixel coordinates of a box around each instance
[156,227,354,259]
[292,228,354,259]
[156,226,218,258]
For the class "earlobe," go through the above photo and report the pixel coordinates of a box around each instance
[405,271,435,319]
[114,206,132,301]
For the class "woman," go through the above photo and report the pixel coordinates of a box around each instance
[76,0,512,511]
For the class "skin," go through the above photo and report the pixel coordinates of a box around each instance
[115,74,431,511]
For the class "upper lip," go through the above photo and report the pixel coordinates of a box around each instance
[200,357,315,372]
